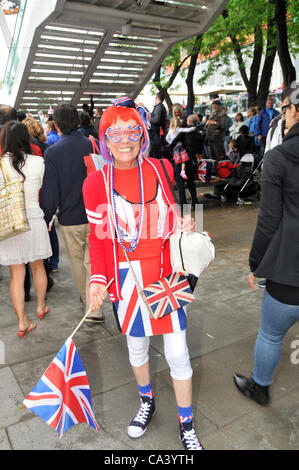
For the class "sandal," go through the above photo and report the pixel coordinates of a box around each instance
[18,321,37,339]
[37,307,50,320]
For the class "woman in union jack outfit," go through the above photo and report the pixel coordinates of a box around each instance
[83,98,203,450]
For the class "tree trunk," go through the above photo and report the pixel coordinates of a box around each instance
[224,5,277,108]
[153,65,173,115]
[186,35,202,112]
[275,0,296,87]
[153,53,191,116]
[256,0,277,107]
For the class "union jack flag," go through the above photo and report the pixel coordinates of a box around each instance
[23,338,100,438]
[197,159,215,182]
[143,273,195,319]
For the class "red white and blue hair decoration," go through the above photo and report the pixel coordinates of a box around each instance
[99,96,151,162]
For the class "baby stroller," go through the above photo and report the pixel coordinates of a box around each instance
[220,153,261,205]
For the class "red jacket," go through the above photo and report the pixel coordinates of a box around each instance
[82,157,178,302]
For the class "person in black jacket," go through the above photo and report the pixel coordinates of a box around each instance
[149,91,167,158]
[168,114,202,210]
[78,111,98,139]
[233,83,299,406]
[235,125,255,157]
[40,103,103,323]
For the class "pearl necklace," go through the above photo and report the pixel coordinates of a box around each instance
[111,158,145,253]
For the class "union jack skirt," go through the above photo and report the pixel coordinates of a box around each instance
[114,260,187,337]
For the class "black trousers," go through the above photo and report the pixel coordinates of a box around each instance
[174,161,199,212]
[149,134,162,159]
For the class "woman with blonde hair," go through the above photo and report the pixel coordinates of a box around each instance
[166,104,195,179]
[23,116,49,156]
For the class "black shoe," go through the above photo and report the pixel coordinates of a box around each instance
[46,277,54,292]
[233,374,270,406]
[127,395,156,438]
[179,419,204,450]
[25,293,31,302]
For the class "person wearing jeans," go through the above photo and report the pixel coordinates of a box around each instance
[252,290,299,387]
[234,83,299,406]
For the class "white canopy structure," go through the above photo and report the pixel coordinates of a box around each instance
[1,0,229,113]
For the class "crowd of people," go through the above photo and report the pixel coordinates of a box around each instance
[0,81,298,450]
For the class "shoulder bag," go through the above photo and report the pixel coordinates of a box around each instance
[0,156,30,241]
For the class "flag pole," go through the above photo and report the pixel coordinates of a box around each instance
[69,278,114,340]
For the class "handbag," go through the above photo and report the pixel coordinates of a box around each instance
[160,160,215,283]
[84,136,107,174]
[100,167,195,320]
[0,156,30,242]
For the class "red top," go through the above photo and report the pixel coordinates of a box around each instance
[83,157,178,303]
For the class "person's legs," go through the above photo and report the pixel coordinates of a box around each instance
[49,222,59,271]
[24,263,31,301]
[163,330,193,404]
[126,335,155,438]
[174,163,187,210]
[83,224,103,321]
[163,330,203,449]
[9,264,35,334]
[252,289,299,386]
[29,259,48,318]
[61,224,88,302]
[234,289,299,406]
[185,161,199,207]
[259,136,266,158]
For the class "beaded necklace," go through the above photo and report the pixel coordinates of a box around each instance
[111,157,145,252]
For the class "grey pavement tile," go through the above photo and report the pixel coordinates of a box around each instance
[7,416,130,450]
[12,335,168,398]
[7,380,214,451]
[0,367,31,429]
[0,312,112,367]
[195,266,254,304]
[91,380,215,450]
[0,430,11,450]
[203,389,299,450]
[150,297,260,359]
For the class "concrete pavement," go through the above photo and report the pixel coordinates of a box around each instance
[0,196,298,450]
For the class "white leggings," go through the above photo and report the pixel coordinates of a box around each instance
[126,330,193,381]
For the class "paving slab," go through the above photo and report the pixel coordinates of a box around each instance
[0,367,31,429]
[8,380,215,451]
[0,429,11,450]
[150,296,261,359]
[202,389,299,450]
[12,335,168,398]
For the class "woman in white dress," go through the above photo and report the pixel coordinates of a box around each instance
[0,121,52,338]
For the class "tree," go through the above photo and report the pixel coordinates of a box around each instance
[200,0,298,106]
[275,0,297,86]
[201,0,279,107]
[185,35,203,112]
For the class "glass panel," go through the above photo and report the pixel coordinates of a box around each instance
[3,0,28,94]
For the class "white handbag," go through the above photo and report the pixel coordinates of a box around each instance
[170,229,215,278]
